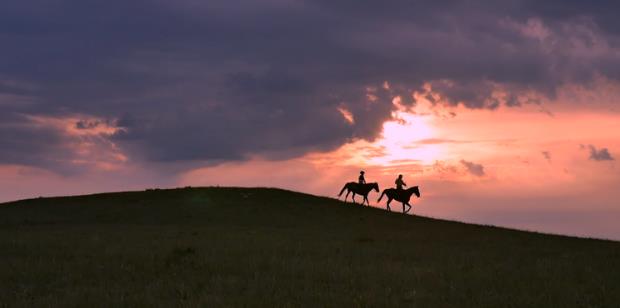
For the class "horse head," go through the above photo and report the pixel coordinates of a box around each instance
[412,186,420,198]
[372,182,380,192]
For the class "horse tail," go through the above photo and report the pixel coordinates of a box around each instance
[377,190,386,202]
[338,184,348,197]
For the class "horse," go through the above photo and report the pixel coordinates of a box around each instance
[338,182,380,205]
[377,186,421,213]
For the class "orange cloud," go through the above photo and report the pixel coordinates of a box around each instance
[337,107,355,125]
[23,114,128,170]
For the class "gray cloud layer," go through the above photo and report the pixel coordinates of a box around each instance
[460,160,486,177]
[1,0,620,170]
[588,145,614,161]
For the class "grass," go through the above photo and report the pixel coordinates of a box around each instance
[1,187,619,307]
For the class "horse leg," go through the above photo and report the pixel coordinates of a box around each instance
[386,198,392,212]
[404,202,412,214]
[352,193,357,204]
[363,194,369,206]
[344,190,350,203]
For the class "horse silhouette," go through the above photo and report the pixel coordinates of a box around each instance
[338,182,379,205]
[377,186,421,213]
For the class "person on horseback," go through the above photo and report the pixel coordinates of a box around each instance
[358,171,366,185]
[395,174,406,190]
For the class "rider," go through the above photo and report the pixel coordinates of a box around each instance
[395,174,407,190]
[358,171,366,185]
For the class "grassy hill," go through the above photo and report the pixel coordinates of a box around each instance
[1,187,619,307]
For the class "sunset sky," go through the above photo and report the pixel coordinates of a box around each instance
[1,0,619,239]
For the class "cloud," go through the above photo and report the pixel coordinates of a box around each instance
[337,107,355,125]
[0,113,127,174]
[414,138,479,145]
[460,160,486,177]
[1,0,620,170]
[588,145,614,161]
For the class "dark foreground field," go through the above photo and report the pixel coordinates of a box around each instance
[1,187,619,307]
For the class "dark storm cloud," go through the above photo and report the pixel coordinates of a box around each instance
[0,114,63,168]
[587,145,614,161]
[75,120,102,130]
[1,0,620,169]
[460,160,486,177]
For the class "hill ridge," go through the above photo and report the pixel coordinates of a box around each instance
[0,186,614,243]
[2,186,619,306]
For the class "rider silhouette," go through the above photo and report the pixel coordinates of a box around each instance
[395,174,407,190]
[358,171,366,184]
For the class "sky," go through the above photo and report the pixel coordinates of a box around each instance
[1,0,619,239]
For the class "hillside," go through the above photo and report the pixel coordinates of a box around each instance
[1,187,619,307]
